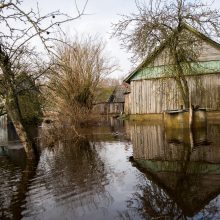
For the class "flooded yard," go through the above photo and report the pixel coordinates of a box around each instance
[1,117,220,219]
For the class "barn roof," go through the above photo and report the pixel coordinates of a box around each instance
[124,23,220,83]
[108,83,130,103]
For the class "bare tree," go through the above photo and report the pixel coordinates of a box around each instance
[0,0,87,159]
[45,35,117,130]
[113,0,220,109]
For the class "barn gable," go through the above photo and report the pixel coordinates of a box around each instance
[124,23,220,83]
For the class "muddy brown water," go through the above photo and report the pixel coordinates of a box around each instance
[1,116,220,219]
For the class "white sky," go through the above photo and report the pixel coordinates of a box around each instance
[26,0,220,79]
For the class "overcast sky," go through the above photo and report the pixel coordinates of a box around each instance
[27,0,220,79]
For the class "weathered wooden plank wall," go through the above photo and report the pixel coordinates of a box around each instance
[151,40,220,67]
[92,103,108,114]
[129,73,220,114]
[109,102,124,114]
[198,41,220,61]
[124,94,131,115]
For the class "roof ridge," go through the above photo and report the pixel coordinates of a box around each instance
[181,23,220,49]
[124,23,220,83]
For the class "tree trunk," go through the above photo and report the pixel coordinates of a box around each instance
[10,159,38,219]
[170,43,190,109]
[175,77,190,108]
[6,100,37,160]
[0,49,38,160]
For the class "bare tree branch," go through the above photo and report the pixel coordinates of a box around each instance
[45,35,118,125]
[0,0,88,159]
[113,0,220,108]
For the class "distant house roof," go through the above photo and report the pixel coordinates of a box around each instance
[124,23,220,83]
[108,83,130,103]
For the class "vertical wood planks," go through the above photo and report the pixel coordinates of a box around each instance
[128,74,220,114]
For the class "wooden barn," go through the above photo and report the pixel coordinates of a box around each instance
[92,87,114,115]
[124,24,220,115]
[108,84,128,114]
[93,84,129,115]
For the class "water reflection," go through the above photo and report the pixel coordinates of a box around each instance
[22,138,113,219]
[0,115,37,220]
[1,114,220,220]
[0,116,136,220]
[128,122,220,219]
[22,135,140,219]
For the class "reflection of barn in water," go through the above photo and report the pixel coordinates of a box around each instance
[128,122,220,218]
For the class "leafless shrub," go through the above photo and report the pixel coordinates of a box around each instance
[0,0,87,159]
[45,35,117,129]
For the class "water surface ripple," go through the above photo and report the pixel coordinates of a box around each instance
[1,120,220,219]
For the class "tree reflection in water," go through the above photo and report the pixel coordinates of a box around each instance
[0,147,38,220]
[23,135,113,219]
[0,114,38,220]
[0,119,113,220]
[2,116,220,220]
[125,122,220,219]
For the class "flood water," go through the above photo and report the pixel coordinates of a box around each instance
[1,116,220,219]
